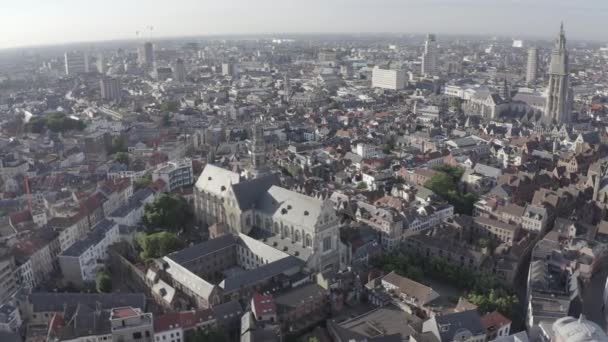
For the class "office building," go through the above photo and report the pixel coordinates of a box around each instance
[97,52,106,74]
[173,58,187,82]
[544,24,572,124]
[422,34,438,77]
[526,47,538,84]
[222,63,238,77]
[138,42,154,68]
[0,251,17,304]
[100,77,122,101]
[152,159,194,192]
[372,66,406,90]
[64,51,87,75]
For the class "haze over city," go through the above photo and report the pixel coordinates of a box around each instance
[2,0,608,49]
[2,1,608,342]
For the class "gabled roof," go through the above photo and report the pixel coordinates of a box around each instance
[195,164,241,195]
[231,174,276,211]
[257,185,325,229]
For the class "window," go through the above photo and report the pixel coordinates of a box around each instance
[133,332,143,339]
[323,236,332,252]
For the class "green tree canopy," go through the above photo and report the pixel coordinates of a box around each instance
[160,101,180,112]
[134,173,152,190]
[425,166,477,215]
[114,152,130,165]
[136,231,184,260]
[357,181,368,190]
[26,113,85,133]
[96,271,112,293]
[143,193,193,231]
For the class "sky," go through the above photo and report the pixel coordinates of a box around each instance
[1,0,607,49]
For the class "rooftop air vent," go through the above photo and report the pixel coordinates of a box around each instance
[304,211,309,216]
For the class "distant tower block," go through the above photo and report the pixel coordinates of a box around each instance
[526,47,538,84]
[421,34,438,77]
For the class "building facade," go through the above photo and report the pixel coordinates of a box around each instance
[372,67,406,90]
[544,24,572,124]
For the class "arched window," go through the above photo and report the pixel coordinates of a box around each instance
[295,230,301,242]
[273,222,279,234]
[305,234,312,247]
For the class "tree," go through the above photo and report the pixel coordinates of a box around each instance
[433,165,464,182]
[108,136,127,154]
[114,152,130,165]
[162,113,172,127]
[25,112,85,133]
[425,168,478,215]
[466,289,519,317]
[356,182,368,190]
[134,173,152,190]
[143,193,193,231]
[136,231,184,260]
[449,97,463,112]
[160,101,180,112]
[96,271,112,293]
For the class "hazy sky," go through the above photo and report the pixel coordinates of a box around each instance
[1,0,607,49]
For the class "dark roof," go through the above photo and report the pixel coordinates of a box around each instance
[220,256,304,292]
[0,331,21,342]
[274,283,327,310]
[167,234,236,265]
[432,310,484,341]
[231,174,276,210]
[28,292,146,313]
[211,300,243,326]
[61,219,117,257]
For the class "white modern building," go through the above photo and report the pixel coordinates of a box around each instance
[372,66,406,90]
[526,47,538,85]
[58,219,120,286]
[422,34,438,77]
[152,159,194,192]
[64,51,87,75]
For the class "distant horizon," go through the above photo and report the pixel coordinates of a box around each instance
[0,29,605,53]
[2,0,608,50]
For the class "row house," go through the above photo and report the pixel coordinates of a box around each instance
[58,219,120,287]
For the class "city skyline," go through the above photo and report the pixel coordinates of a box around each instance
[2,0,608,49]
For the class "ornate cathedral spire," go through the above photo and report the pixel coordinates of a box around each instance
[544,23,571,124]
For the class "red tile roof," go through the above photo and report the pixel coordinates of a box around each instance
[154,311,203,332]
[111,307,139,319]
[480,311,512,330]
[251,292,276,318]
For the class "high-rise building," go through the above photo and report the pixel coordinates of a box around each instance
[544,23,571,124]
[64,51,87,75]
[137,42,154,68]
[526,47,538,84]
[421,34,438,77]
[222,63,238,77]
[372,66,406,90]
[173,58,187,82]
[100,77,122,101]
[97,52,106,74]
